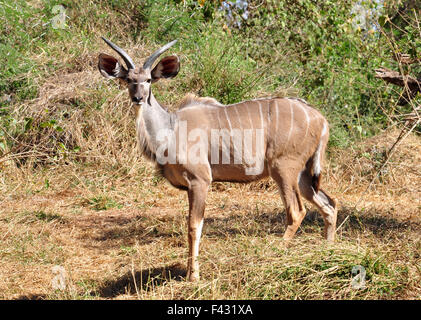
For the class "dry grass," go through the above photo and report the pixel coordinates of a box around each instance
[0,124,420,299]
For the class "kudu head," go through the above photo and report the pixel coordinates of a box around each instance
[98,37,179,104]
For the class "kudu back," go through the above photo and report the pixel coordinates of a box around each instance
[98,38,338,281]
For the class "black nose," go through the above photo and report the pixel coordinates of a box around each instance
[132,96,142,103]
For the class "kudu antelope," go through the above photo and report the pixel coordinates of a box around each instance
[98,38,338,281]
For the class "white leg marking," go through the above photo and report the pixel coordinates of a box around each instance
[193,219,204,258]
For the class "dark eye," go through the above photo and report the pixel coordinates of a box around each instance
[146,79,151,83]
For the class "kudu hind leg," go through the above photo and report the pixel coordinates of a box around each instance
[271,167,307,241]
[186,178,209,281]
[298,170,338,241]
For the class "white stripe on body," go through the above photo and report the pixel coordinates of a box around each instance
[224,107,233,132]
[245,104,254,129]
[258,101,264,131]
[234,105,243,130]
[290,99,309,144]
[285,100,294,150]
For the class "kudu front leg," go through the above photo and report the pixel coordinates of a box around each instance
[186,178,209,282]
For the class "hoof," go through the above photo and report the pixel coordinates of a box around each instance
[188,272,200,282]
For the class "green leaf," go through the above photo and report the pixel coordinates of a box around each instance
[24,117,33,131]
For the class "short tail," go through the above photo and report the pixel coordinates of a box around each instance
[309,122,328,193]
[307,145,322,192]
[305,151,322,192]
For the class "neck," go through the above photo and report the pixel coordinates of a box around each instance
[135,92,174,160]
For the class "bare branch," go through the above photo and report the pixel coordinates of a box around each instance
[374,67,421,105]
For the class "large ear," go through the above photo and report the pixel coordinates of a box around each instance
[151,55,180,82]
[98,53,128,79]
